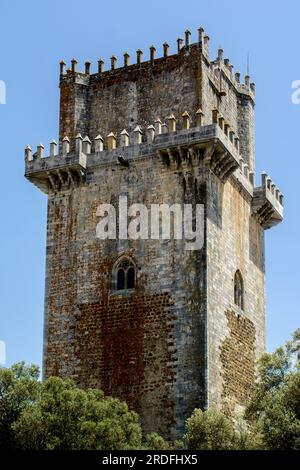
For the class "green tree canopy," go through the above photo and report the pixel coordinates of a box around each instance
[184,330,300,451]
[1,330,300,450]
[0,362,40,449]
[184,408,236,450]
[245,329,300,450]
[0,364,142,450]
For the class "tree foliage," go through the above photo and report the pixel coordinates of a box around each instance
[144,432,172,450]
[184,408,236,450]
[1,330,299,450]
[245,329,300,450]
[0,366,141,450]
[185,330,300,450]
[0,362,40,449]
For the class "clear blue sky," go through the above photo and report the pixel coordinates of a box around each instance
[0,0,299,368]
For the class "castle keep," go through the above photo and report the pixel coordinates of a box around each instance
[25,27,283,438]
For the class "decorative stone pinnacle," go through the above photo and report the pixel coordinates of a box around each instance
[195,109,203,126]
[150,45,156,64]
[62,137,70,155]
[154,118,162,135]
[82,136,91,154]
[59,60,66,75]
[85,61,91,75]
[120,129,130,147]
[218,48,223,62]
[71,58,77,73]
[147,125,155,142]
[182,111,190,129]
[167,114,176,132]
[136,49,143,65]
[50,140,57,157]
[123,52,130,67]
[185,29,191,47]
[75,133,83,153]
[37,143,44,159]
[198,27,204,43]
[133,126,143,144]
[98,58,104,73]
[212,108,219,124]
[111,56,117,70]
[218,116,225,130]
[177,37,183,52]
[163,42,169,58]
[94,134,104,152]
[25,145,32,161]
[107,132,117,151]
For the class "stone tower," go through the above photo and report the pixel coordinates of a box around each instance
[25,27,283,439]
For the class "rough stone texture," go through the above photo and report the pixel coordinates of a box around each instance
[76,293,176,436]
[206,175,266,413]
[220,310,256,414]
[25,34,284,439]
[43,157,207,439]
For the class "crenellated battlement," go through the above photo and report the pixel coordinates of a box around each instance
[261,172,284,206]
[57,26,256,177]
[233,156,255,196]
[26,107,240,159]
[209,48,255,100]
[252,172,284,229]
[59,26,254,101]
[25,103,284,226]
[25,108,242,193]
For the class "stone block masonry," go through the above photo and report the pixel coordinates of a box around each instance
[25,26,284,439]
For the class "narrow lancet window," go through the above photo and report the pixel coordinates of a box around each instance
[234,270,244,310]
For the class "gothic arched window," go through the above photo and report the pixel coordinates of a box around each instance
[234,270,244,310]
[113,257,136,291]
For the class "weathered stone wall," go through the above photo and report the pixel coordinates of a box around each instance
[43,155,207,438]
[76,293,175,435]
[220,310,256,414]
[206,174,265,413]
